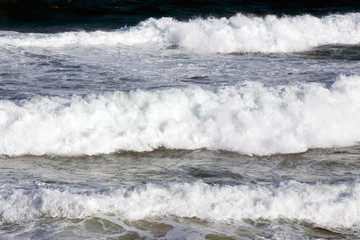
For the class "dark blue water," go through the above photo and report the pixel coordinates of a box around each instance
[2,0,360,32]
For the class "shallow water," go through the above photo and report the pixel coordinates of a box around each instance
[1,146,360,239]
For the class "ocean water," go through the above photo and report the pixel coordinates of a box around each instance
[1,1,360,239]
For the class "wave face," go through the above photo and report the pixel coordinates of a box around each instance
[1,180,360,229]
[1,74,359,156]
[1,13,360,53]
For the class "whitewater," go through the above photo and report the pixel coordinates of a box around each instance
[1,13,360,53]
[2,181,360,228]
[1,75,360,156]
[2,10,360,239]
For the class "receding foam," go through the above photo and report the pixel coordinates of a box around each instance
[0,13,360,53]
[0,74,360,156]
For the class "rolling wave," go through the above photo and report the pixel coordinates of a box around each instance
[1,13,360,53]
[1,0,360,32]
[1,180,360,229]
[1,74,359,156]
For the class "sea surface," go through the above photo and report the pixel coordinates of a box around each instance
[1,1,360,239]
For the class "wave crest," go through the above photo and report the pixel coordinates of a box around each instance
[1,13,360,53]
[1,75,360,156]
[1,181,360,229]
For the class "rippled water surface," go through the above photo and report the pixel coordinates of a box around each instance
[1,1,360,239]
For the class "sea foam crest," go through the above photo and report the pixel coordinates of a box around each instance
[1,181,360,228]
[0,75,360,156]
[0,13,360,52]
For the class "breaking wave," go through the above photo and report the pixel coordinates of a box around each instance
[0,74,360,156]
[1,180,360,229]
[1,13,360,53]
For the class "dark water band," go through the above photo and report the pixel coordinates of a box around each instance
[1,0,360,32]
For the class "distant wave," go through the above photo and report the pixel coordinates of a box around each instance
[1,74,360,156]
[0,0,360,32]
[1,180,360,229]
[1,13,360,53]
[1,0,360,32]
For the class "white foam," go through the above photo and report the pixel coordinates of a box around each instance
[1,13,360,52]
[1,75,360,156]
[1,180,360,229]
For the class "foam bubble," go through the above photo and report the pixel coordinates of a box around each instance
[1,74,360,156]
[1,13,360,52]
[1,181,360,229]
